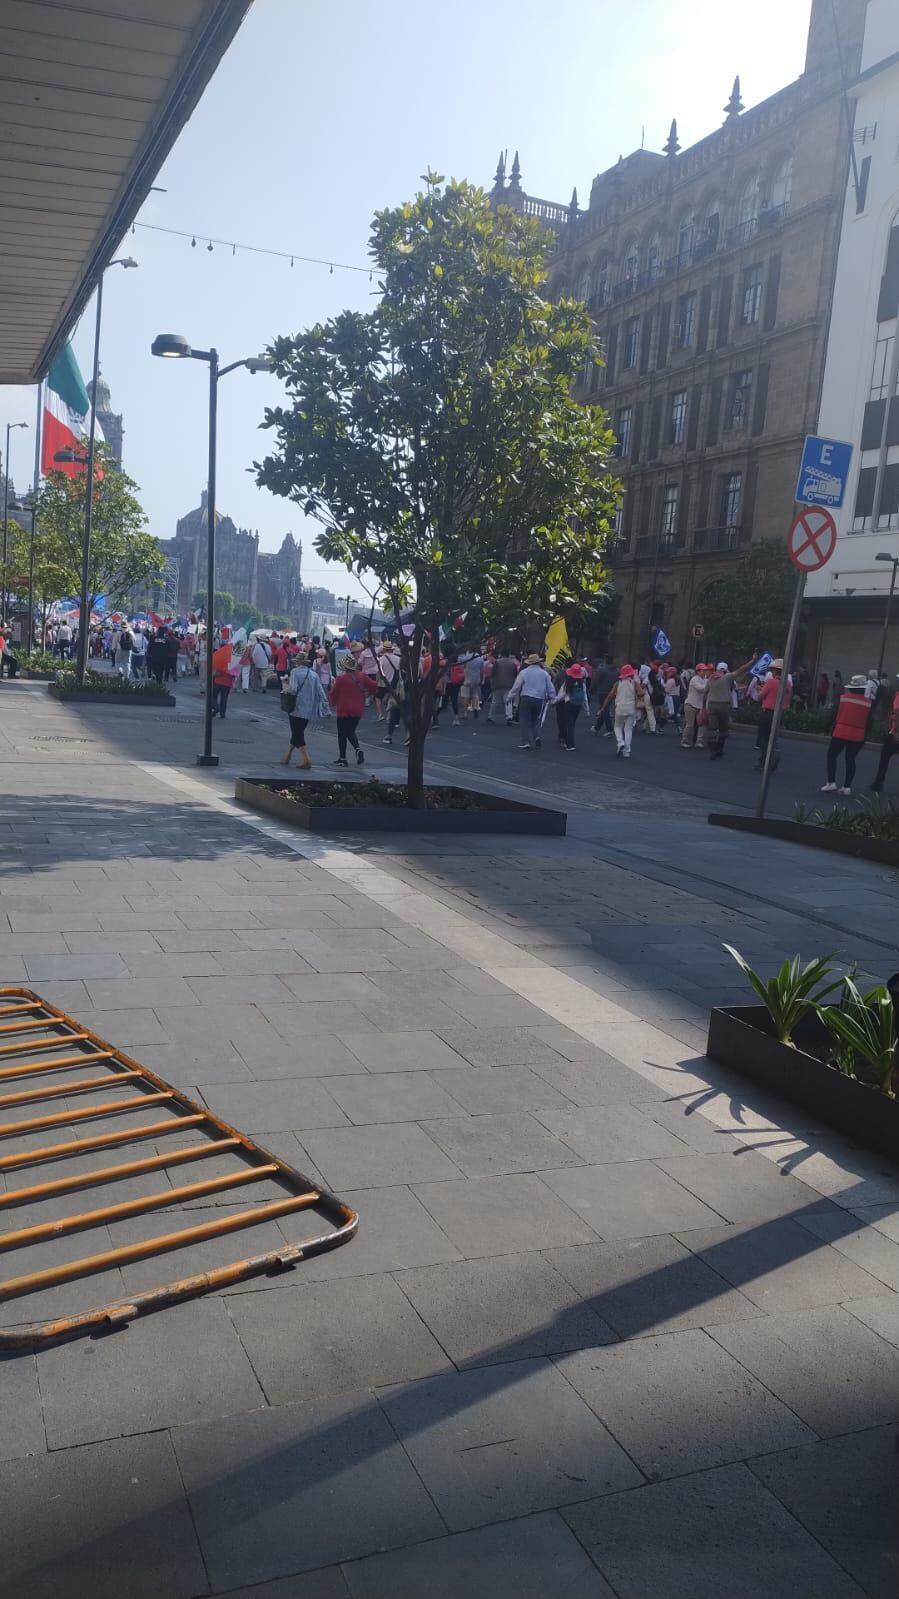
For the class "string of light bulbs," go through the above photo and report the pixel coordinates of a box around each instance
[132,220,373,279]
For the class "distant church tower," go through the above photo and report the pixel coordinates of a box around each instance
[87,372,124,467]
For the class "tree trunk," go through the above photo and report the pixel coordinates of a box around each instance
[406,719,426,808]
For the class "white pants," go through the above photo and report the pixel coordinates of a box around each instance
[117,650,132,680]
[615,712,635,752]
[240,665,251,691]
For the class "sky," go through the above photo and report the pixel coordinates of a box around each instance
[0,0,813,603]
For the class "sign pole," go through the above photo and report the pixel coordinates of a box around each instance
[756,571,805,819]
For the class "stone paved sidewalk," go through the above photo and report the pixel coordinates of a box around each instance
[0,681,896,1598]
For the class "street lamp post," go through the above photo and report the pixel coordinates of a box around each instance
[10,502,37,651]
[875,552,899,682]
[151,335,272,766]
[2,420,29,625]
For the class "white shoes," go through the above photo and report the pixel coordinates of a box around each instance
[820,782,837,792]
[838,786,852,795]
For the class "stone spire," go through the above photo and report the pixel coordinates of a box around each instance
[508,150,522,193]
[568,186,579,220]
[724,75,744,121]
[492,150,506,194]
[663,119,680,158]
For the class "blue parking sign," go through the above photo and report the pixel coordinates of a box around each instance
[796,435,853,509]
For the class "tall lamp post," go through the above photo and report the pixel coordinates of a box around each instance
[2,420,29,625]
[9,501,36,650]
[151,335,272,766]
[875,551,899,680]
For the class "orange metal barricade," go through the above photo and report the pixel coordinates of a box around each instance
[0,987,357,1347]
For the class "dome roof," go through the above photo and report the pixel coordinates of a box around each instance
[89,374,111,408]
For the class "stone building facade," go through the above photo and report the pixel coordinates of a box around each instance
[86,374,123,468]
[256,532,303,620]
[495,0,866,660]
[166,491,260,611]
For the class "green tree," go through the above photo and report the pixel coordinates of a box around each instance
[36,445,162,616]
[257,174,620,804]
[698,540,796,663]
[193,589,235,622]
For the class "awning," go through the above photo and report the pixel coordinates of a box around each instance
[0,0,253,384]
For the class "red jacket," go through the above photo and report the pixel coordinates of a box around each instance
[832,690,870,743]
[328,671,377,718]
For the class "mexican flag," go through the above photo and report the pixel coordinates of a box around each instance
[41,342,102,477]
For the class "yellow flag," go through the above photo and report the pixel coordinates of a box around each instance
[544,617,570,670]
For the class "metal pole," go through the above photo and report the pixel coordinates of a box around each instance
[1,425,9,626]
[756,570,805,818]
[75,274,104,686]
[27,512,35,650]
[29,384,41,653]
[876,560,897,682]
[198,351,219,767]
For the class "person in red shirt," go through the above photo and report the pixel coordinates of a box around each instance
[328,655,379,766]
[822,675,871,794]
[753,658,792,770]
[211,632,238,719]
[870,675,899,793]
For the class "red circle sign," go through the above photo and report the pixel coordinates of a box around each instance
[787,506,837,573]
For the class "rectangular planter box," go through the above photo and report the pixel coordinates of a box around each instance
[24,669,56,680]
[235,777,566,834]
[708,812,899,867]
[48,685,176,707]
[707,1004,899,1161]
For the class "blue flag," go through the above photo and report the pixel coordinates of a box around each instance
[651,627,672,658]
[749,651,773,679]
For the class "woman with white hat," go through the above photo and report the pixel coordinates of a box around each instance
[822,675,871,794]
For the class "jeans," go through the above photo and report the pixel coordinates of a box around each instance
[827,737,860,787]
[558,701,581,749]
[387,702,409,737]
[706,706,730,750]
[873,734,898,789]
[755,707,780,764]
[518,695,543,746]
[213,683,230,717]
[117,650,132,681]
[614,712,635,752]
[287,715,309,748]
[337,715,361,758]
[593,700,613,734]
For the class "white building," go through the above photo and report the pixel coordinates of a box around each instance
[806,0,899,678]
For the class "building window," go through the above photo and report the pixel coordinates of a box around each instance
[720,471,743,527]
[767,155,793,212]
[739,174,761,227]
[622,317,640,368]
[677,215,695,266]
[728,370,753,429]
[661,482,680,538]
[591,260,609,307]
[855,155,871,215]
[647,236,662,281]
[870,335,895,401]
[670,390,687,445]
[623,240,639,281]
[741,265,763,325]
[674,293,696,347]
[616,405,633,456]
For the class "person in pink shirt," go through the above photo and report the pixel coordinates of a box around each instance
[754,658,792,770]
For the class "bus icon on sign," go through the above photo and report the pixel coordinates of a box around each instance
[796,436,853,509]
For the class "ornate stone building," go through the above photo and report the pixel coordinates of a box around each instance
[165,491,260,611]
[86,373,123,467]
[256,532,303,620]
[494,0,866,659]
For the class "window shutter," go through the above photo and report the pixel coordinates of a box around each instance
[716,276,733,348]
[751,364,770,436]
[861,399,886,451]
[639,310,654,373]
[877,226,899,322]
[605,325,618,386]
[631,401,644,464]
[881,463,899,515]
[890,397,899,447]
[697,285,712,352]
[705,375,724,446]
[656,303,671,369]
[763,253,781,332]
[687,384,702,450]
[854,467,876,519]
[648,396,663,460]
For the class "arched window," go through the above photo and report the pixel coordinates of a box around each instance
[590,257,610,306]
[622,238,640,281]
[767,155,793,211]
[646,234,662,282]
[738,173,761,227]
[576,268,591,303]
[676,211,695,264]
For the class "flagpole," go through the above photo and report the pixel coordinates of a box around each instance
[75,275,103,686]
[28,382,42,651]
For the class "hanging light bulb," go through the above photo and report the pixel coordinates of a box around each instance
[207,240,213,252]
[330,263,334,275]
[191,236,196,248]
[232,243,236,256]
[290,255,294,268]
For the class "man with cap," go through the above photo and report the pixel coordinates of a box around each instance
[822,675,871,794]
[704,654,756,759]
[509,654,555,749]
[870,675,899,795]
[754,658,792,771]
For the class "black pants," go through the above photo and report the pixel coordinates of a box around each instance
[443,682,461,717]
[558,701,581,749]
[287,714,309,748]
[388,702,409,735]
[2,653,18,678]
[213,683,230,718]
[873,734,898,789]
[337,715,361,758]
[755,708,778,763]
[151,666,165,686]
[826,737,859,786]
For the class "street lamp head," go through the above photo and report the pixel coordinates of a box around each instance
[53,448,80,463]
[113,257,138,269]
[875,552,898,563]
[244,355,274,374]
[8,421,28,432]
[151,333,192,359]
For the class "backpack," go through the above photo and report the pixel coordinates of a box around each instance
[120,629,133,651]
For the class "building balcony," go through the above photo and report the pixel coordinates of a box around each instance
[691,523,747,553]
[725,203,789,250]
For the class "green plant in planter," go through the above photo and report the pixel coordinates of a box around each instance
[818,979,898,1097]
[723,945,839,1045]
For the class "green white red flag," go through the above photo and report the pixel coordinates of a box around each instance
[41,342,102,477]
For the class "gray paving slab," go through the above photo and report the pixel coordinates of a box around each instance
[534,1103,694,1163]
[339,1029,472,1072]
[0,1353,44,1462]
[324,1071,466,1124]
[172,1392,445,1589]
[545,1235,761,1338]
[749,1426,899,1599]
[563,1461,866,1599]
[429,1064,575,1115]
[435,1024,570,1068]
[794,1208,899,1292]
[242,1035,365,1078]
[0,1430,206,1599]
[342,1509,615,1598]
[529,1048,668,1106]
[541,1160,726,1238]
[129,1042,254,1083]
[111,1208,296,1293]
[119,950,225,978]
[70,1006,171,1044]
[260,1002,375,1041]
[421,1112,584,1178]
[216,1572,351,1599]
[275,973,384,1003]
[643,1096,742,1152]
[228,1272,451,1401]
[36,1294,265,1447]
[846,1291,899,1348]
[302,1121,463,1188]
[282,1184,461,1282]
[679,1217,895,1311]
[0,1228,128,1331]
[23,952,127,980]
[557,1328,814,1480]
[380,1357,642,1531]
[413,1173,599,1258]
[197,1076,346,1133]
[395,1251,616,1367]
[710,1305,899,1436]
[656,1149,838,1224]
[84,976,198,1010]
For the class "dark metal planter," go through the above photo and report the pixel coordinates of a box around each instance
[707,1004,899,1161]
[48,685,176,707]
[235,776,566,834]
[23,669,56,680]
[708,812,899,867]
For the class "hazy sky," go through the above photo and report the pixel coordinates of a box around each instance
[0,0,812,599]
